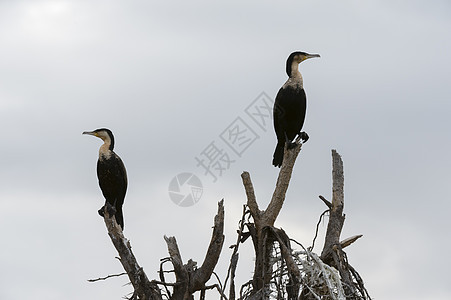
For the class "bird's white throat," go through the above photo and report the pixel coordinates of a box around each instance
[283,62,303,89]
[283,74,303,89]
[99,142,112,160]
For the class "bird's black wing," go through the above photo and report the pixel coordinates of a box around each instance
[272,86,306,167]
[97,155,127,204]
[273,86,307,142]
[114,153,128,205]
[273,87,288,167]
[97,153,127,228]
[273,87,287,143]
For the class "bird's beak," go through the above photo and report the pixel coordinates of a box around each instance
[82,131,97,136]
[304,53,320,60]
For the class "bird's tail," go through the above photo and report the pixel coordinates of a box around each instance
[115,206,124,230]
[272,143,284,167]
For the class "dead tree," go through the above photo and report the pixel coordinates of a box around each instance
[316,150,370,299]
[99,200,225,300]
[163,200,225,300]
[238,146,370,299]
[94,145,371,299]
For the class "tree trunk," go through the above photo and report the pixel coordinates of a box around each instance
[241,141,304,297]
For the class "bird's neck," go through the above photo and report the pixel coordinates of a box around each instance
[290,61,302,78]
[284,69,303,90]
[99,141,113,160]
[286,62,303,89]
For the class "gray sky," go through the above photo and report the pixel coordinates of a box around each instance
[1,0,450,299]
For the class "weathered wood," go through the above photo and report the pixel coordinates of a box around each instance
[241,142,303,229]
[319,195,332,209]
[241,172,261,223]
[319,150,368,299]
[193,199,225,290]
[321,149,346,262]
[164,200,225,300]
[103,208,162,300]
[240,141,303,296]
[340,235,363,249]
[164,236,191,299]
[269,227,302,299]
[224,205,248,300]
[265,142,303,226]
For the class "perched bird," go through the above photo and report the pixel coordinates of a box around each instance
[83,128,128,229]
[272,51,320,167]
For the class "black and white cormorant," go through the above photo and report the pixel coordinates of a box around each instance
[83,128,128,229]
[272,51,320,167]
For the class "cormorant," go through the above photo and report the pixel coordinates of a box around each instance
[83,128,128,229]
[272,51,320,167]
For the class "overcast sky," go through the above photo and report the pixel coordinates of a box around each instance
[1,0,450,299]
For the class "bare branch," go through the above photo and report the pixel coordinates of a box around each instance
[152,281,177,287]
[269,227,302,296]
[265,142,303,226]
[204,283,229,300]
[317,150,371,299]
[224,205,248,300]
[158,257,172,298]
[241,172,261,222]
[88,272,127,282]
[321,150,346,261]
[163,236,185,280]
[103,208,162,299]
[318,195,332,209]
[310,210,329,251]
[340,234,363,249]
[240,141,304,296]
[164,200,225,299]
[331,149,344,210]
[193,199,225,289]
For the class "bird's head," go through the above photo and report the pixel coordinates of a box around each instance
[286,51,320,77]
[83,128,115,150]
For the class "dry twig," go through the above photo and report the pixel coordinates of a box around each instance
[88,272,127,282]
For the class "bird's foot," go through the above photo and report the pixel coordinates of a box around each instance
[98,206,105,217]
[98,203,116,218]
[287,142,297,150]
[299,131,309,143]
